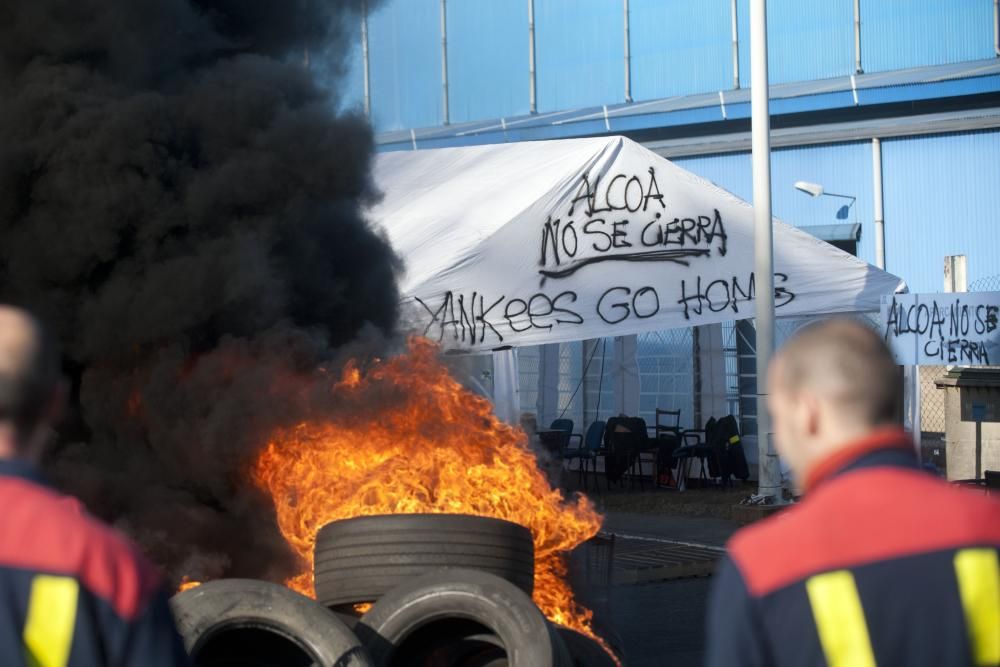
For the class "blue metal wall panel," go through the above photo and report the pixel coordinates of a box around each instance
[336,28,366,114]
[861,0,995,73]
[882,130,1000,293]
[675,142,878,265]
[737,0,854,87]
[769,142,876,265]
[673,152,752,203]
[447,0,530,123]
[629,0,732,100]
[368,0,441,131]
[535,0,625,112]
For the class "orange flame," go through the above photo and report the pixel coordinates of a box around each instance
[252,338,607,649]
[178,576,202,593]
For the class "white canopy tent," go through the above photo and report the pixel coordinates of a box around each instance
[369,137,905,462]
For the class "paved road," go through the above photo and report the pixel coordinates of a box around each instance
[572,512,740,666]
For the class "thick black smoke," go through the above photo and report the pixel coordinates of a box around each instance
[0,0,398,584]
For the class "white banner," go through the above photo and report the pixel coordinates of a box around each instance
[372,137,904,352]
[880,292,1000,365]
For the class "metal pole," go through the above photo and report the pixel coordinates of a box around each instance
[872,137,885,269]
[440,0,450,125]
[528,0,537,114]
[995,0,999,57]
[731,0,740,89]
[624,0,633,103]
[751,0,781,501]
[361,0,371,119]
[854,0,863,73]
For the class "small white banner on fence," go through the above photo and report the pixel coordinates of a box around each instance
[880,292,1000,365]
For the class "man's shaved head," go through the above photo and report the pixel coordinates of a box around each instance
[769,318,901,484]
[775,319,900,426]
[0,306,60,439]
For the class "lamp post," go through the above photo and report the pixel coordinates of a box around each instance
[793,180,857,221]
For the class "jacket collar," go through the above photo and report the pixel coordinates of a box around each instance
[803,427,915,493]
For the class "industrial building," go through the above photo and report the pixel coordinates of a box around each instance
[343,0,1000,464]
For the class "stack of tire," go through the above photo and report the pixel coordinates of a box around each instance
[170,514,621,666]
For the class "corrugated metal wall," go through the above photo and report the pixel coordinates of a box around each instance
[675,142,877,264]
[737,0,854,86]
[674,130,1000,293]
[534,0,625,112]
[881,129,1000,293]
[358,0,998,131]
[629,0,732,100]
[338,24,366,114]
[368,0,442,131]
[447,0,530,122]
[861,0,995,73]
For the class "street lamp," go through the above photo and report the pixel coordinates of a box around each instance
[793,180,856,220]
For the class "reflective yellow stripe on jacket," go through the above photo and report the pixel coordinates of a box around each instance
[23,575,79,667]
[806,569,876,667]
[954,548,1000,666]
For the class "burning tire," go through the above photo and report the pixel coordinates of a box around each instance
[170,578,372,667]
[355,569,570,667]
[556,627,621,667]
[314,513,535,608]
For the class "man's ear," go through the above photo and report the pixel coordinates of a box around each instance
[802,392,821,437]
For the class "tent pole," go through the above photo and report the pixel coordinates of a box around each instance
[751,0,782,501]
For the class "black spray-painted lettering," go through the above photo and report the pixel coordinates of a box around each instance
[568,167,667,217]
[596,285,662,325]
[641,209,727,257]
[415,292,506,345]
[883,297,998,364]
[677,272,795,320]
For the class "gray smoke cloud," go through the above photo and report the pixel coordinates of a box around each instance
[0,0,398,584]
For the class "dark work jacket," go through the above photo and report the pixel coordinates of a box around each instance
[706,428,1000,667]
[0,460,190,667]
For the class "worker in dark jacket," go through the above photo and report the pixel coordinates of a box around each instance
[706,319,1000,667]
[0,305,189,666]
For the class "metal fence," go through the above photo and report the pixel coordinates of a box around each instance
[517,345,541,420]
[969,274,1000,293]
[636,329,695,429]
[919,274,1000,450]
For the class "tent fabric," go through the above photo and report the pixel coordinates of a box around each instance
[490,348,520,424]
[370,136,904,352]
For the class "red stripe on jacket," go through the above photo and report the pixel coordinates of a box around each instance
[729,464,1000,597]
[0,476,160,620]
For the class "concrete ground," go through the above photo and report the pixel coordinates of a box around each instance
[571,511,741,667]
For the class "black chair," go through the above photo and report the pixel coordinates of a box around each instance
[652,409,683,487]
[606,416,653,491]
[561,420,607,492]
[539,418,574,455]
[672,417,718,491]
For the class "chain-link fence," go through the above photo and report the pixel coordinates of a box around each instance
[969,274,1000,293]
[517,345,541,420]
[637,329,695,429]
[919,274,1000,462]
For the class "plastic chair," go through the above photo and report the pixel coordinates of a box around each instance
[562,421,607,492]
[538,418,574,454]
